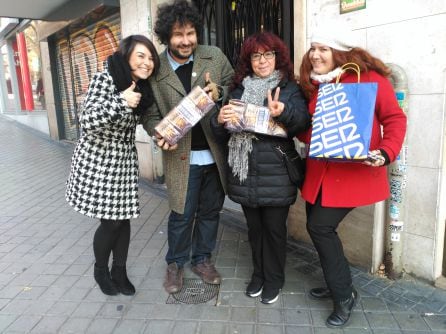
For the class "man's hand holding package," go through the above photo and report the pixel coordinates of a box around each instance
[204,72,222,102]
[154,133,178,151]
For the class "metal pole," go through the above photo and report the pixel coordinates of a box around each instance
[384,63,409,279]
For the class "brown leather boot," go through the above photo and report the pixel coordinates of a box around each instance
[191,259,221,284]
[163,263,184,294]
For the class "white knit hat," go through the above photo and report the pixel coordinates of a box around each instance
[311,20,357,51]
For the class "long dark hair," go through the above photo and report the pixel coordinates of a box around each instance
[299,47,391,99]
[232,32,295,89]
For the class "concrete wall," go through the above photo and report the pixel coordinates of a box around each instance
[4,112,50,135]
[295,0,446,282]
[120,0,166,183]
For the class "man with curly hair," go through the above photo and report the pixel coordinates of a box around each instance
[142,0,234,294]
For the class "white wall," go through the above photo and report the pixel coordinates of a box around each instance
[4,112,50,135]
[304,0,446,281]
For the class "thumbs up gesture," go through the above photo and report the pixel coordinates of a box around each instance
[267,88,284,117]
[203,72,222,102]
[121,81,142,108]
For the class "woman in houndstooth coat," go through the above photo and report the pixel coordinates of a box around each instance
[65,35,160,296]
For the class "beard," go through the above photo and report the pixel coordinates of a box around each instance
[168,43,197,60]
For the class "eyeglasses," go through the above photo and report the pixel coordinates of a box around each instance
[250,51,276,61]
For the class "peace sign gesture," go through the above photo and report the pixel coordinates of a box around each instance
[267,87,284,117]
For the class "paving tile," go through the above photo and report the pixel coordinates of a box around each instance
[123,303,154,319]
[58,317,92,333]
[256,324,285,334]
[284,309,311,326]
[97,302,128,318]
[365,312,400,330]
[113,319,146,333]
[22,300,56,316]
[29,315,66,333]
[142,319,173,333]
[2,117,446,333]
[171,321,198,334]
[5,315,42,332]
[361,296,389,312]
[1,299,31,314]
[197,321,228,334]
[257,307,283,323]
[283,293,308,309]
[85,317,119,333]
[230,306,257,323]
[0,314,18,332]
[229,323,255,334]
[393,312,430,330]
[423,314,446,331]
[71,302,103,318]
[285,326,313,334]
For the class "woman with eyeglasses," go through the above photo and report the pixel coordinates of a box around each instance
[211,32,310,304]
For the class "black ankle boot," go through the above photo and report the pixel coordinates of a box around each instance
[94,265,119,296]
[111,265,135,296]
[326,288,358,328]
[309,287,332,300]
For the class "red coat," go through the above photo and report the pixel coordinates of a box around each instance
[298,70,407,207]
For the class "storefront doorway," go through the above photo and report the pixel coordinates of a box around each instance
[193,0,294,66]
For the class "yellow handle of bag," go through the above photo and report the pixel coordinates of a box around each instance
[336,62,361,83]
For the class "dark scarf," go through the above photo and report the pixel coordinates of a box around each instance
[106,52,154,116]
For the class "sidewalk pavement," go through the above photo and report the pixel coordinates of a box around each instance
[1,115,446,334]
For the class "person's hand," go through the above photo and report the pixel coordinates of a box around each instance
[363,149,385,167]
[153,132,178,151]
[203,72,221,102]
[121,81,142,108]
[267,88,284,117]
[217,104,238,124]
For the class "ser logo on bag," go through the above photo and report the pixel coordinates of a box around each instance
[310,83,363,158]
[308,76,377,161]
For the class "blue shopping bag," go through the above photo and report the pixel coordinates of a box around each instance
[308,63,378,161]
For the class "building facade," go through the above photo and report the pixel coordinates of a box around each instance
[0,0,445,285]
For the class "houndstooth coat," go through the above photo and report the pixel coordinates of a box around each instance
[65,70,140,220]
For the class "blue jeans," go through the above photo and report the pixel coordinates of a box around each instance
[165,164,224,267]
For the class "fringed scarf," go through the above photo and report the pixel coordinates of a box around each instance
[228,70,281,183]
[310,67,342,83]
[106,52,154,116]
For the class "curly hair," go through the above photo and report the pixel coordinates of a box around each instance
[299,47,391,99]
[231,32,295,89]
[154,0,202,45]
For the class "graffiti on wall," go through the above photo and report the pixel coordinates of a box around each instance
[56,20,119,136]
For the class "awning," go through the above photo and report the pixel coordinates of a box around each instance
[0,0,119,21]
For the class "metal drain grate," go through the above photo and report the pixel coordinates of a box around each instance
[166,278,220,305]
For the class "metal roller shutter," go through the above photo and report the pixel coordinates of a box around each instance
[55,13,121,141]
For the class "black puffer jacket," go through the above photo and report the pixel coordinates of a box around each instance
[211,78,310,208]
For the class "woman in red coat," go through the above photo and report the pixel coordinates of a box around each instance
[298,22,407,328]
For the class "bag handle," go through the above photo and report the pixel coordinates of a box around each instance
[336,62,361,83]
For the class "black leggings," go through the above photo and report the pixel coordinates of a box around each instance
[306,194,354,301]
[93,219,130,268]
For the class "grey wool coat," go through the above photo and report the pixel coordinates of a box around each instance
[142,45,234,214]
